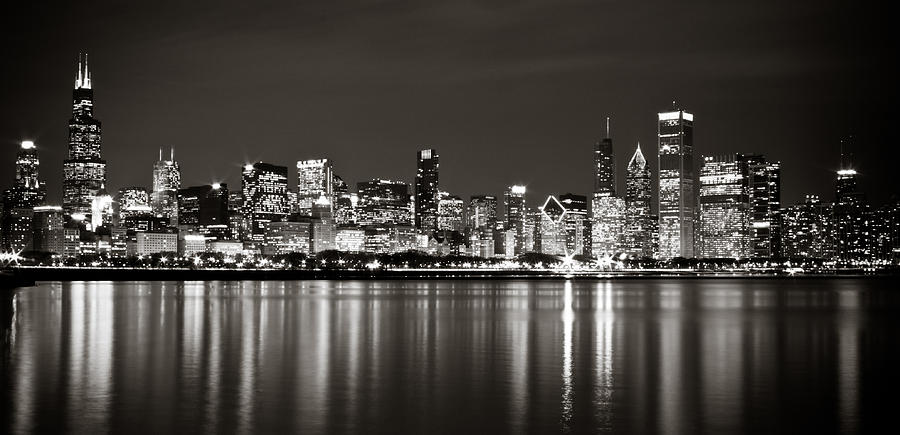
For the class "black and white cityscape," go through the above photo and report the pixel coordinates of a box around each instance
[0,53,897,272]
[2,2,899,434]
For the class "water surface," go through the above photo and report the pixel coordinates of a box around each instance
[2,278,897,434]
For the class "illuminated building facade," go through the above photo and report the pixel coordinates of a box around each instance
[505,185,528,254]
[264,221,310,255]
[744,155,782,257]
[414,149,439,232]
[116,187,150,223]
[698,154,750,258]
[297,159,333,214]
[624,143,654,257]
[32,206,66,254]
[357,179,412,226]
[437,192,464,232]
[151,148,181,225]
[780,195,834,259]
[63,54,107,218]
[594,117,615,195]
[242,162,290,243]
[539,195,567,255]
[559,193,589,255]
[178,184,229,237]
[834,162,873,261]
[2,141,47,251]
[591,194,626,257]
[657,107,695,259]
[468,195,498,230]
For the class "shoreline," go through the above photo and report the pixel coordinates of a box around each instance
[3,267,897,287]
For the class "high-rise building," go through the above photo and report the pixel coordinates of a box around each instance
[467,195,498,230]
[538,195,567,255]
[297,159,333,214]
[151,148,181,226]
[624,143,653,257]
[32,205,66,254]
[744,155,782,257]
[781,195,835,259]
[437,192,464,232]
[414,149,439,232]
[591,194,626,257]
[178,184,229,236]
[657,106,695,259]
[833,154,872,262]
[116,187,150,223]
[594,117,615,196]
[2,141,47,251]
[505,185,528,255]
[357,179,412,226]
[559,193,589,255]
[63,54,107,219]
[698,154,751,258]
[242,162,289,243]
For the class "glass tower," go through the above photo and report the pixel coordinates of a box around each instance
[594,117,615,196]
[151,148,181,226]
[242,162,289,243]
[415,149,440,232]
[657,106,695,259]
[297,159,333,214]
[624,142,653,257]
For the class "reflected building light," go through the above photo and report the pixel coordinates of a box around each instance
[561,281,574,431]
[594,281,614,429]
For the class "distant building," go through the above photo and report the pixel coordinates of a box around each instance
[833,162,873,262]
[151,148,181,226]
[357,179,412,226]
[116,187,150,223]
[135,231,178,255]
[657,106,695,259]
[2,140,47,251]
[623,143,654,257]
[63,54,107,219]
[178,183,229,237]
[335,227,365,252]
[781,195,834,259]
[296,159,333,214]
[414,149,439,232]
[744,155,782,257]
[178,233,207,257]
[591,194,626,257]
[264,221,311,255]
[242,162,289,244]
[539,196,567,255]
[594,117,615,196]
[559,193,589,255]
[698,154,750,258]
[437,192,464,232]
[505,185,528,255]
[32,206,65,254]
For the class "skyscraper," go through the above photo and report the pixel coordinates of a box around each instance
[505,185,527,254]
[2,141,47,251]
[242,162,289,244]
[415,149,439,232]
[657,105,695,259]
[624,142,653,257]
[116,187,150,223]
[177,184,229,236]
[467,195,498,230]
[698,154,750,258]
[538,195,567,255]
[781,195,834,259]
[357,179,412,226]
[151,148,181,226]
[744,155,782,257]
[833,149,872,261]
[591,194,626,257]
[559,193,589,255]
[63,54,107,219]
[437,192,464,232]
[594,117,615,196]
[297,159,333,214]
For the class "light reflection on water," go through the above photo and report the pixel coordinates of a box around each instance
[1,278,898,434]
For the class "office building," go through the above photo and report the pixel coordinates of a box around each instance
[594,117,615,196]
[357,179,412,226]
[414,149,439,232]
[63,54,107,219]
[437,192,464,232]
[297,159,333,214]
[698,154,750,258]
[505,185,528,254]
[242,162,290,243]
[151,148,181,226]
[657,106,695,258]
[781,195,835,259]
[624,143,654,257]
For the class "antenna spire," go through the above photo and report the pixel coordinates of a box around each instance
[605,116,610,139]
[170,147,174,161]
[159,147,163,161]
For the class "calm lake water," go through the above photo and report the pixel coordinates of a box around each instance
[2,278,898,434]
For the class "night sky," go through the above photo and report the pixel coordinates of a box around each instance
[1,0,897,208]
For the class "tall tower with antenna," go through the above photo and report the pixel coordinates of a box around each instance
[63,53,107,219]
[593,116,615,195]
[152,147,181,226]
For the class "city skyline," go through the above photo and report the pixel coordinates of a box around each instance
[1,1,897,208]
